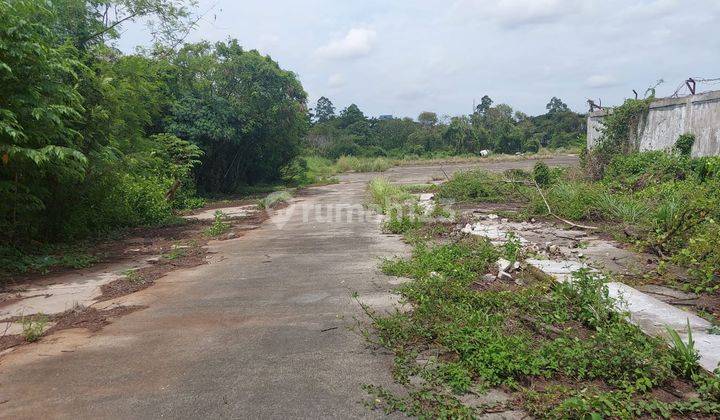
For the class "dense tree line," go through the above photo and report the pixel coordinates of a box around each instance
[1,0,308,244]
[307,95,585,158]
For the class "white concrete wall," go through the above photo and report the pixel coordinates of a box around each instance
[587,90,720,157]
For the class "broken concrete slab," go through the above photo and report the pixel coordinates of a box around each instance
[0,259,154,326]
[459,215,720,373]
[355,292,411,313]
[637,284,698,302]
[608,282,720,371]
[525,259,589,282]
[458,388,510,408]
[183,205,259,221]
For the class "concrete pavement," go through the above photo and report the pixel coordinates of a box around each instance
[0,156,576,419]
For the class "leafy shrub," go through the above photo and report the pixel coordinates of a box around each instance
[594,191,647,224]
[522,137,541,153]
[675,133,695,156]
[206,211,230,236]
[674,220,720,292]
[384,207,423,234]
[690,156,720,181]
[535,181,605,221]
[603,151,692,192]
[437,169,529,203]
[532,161,551,186]
[553,270,617,328]
[666,320,700,378]
[22,313,48,342]
[586,98,652,179]
[372,232,695,416]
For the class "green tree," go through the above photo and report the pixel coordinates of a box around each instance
[418,111,438,127]
[0,0,87,240]
[58,0,196,48]
[163,40,308,192]
[546,96,569,114]
[314,96,335,123]
[475,95,493,115]
[338,104,366,129]
[444,116,477,154]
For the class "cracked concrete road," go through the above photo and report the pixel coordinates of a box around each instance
[0,155,576,419]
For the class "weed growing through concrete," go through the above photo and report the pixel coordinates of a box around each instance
[21,313,48,342]
[123,269,145,284]
[206,210,231,236]
[259,190,293,209]
[666,320,700,379]
[364,176,720,418]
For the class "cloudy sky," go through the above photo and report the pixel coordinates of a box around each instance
[119,0,720,118]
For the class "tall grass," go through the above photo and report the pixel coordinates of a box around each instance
[302,156,339,185]
[367,177,412,213]
[259,190,293,209]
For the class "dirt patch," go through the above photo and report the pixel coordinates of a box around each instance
[96,206,274,302]
[47,305,144,334]
[0,334,24,351]
[2,220,207,290]
[97,241,209,302]
[696,293,720,320]
[0,200,281,355]
[0,305,144,352]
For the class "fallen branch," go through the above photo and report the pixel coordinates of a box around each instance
[439,165,450,181]
[533,180,598,230]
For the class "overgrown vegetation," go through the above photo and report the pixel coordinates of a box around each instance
[433,152,720,295]
[585,98,652,179]
[21,313,48,342]
[0,0,310,278]
[206,211,230,237]
[365,221,720,418]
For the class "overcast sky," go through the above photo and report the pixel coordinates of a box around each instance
[119,0,720,118]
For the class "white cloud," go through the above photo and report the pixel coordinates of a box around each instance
[328,73,345,88]
[451,0,584,27]
[585,74,620,89]
[315,28,377,60]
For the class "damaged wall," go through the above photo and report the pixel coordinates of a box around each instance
[587,90,720,157]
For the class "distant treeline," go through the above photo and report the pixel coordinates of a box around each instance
[307,96,586,158]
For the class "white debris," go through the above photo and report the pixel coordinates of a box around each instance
[183,205,258,221]
[498,271,513,282]
[496,258,512,273]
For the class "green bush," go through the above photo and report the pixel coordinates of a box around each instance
[437,169,529,203]
[603,151,693,191]
[675,133,695,156]
[372,235,701,417]
[206,210,230,236]
[384,207,423,234]
[532,161,551,186]
[536,181,605,221]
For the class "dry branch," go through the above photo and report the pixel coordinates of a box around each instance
[533,180,598,231]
